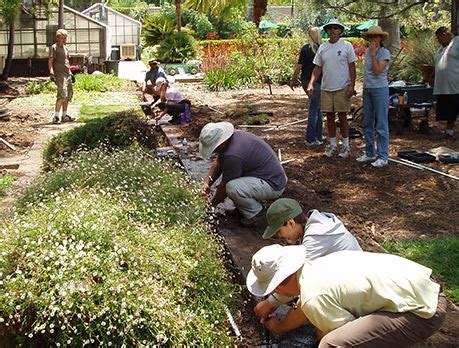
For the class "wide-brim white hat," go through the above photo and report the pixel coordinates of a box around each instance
[362,26,389,40]
[246,244,306,297]
[199,122,235,159]
[154,77,167,92]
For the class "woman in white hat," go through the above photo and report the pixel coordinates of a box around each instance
[356,25,391,168]
[152,77,190,124]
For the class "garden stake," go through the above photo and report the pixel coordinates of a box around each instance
[0,137,16,151]
[224,305,241,338]
[263,118,308,132]
[278,149,282,162]
[388,158,459,180]
[281,159,296,165]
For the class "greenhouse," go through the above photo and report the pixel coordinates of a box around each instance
[0,5,109,76]
[82,3,141,61]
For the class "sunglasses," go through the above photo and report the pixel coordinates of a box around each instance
[327,26,341,30]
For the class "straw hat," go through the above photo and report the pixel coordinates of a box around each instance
[198,122,235,159]
[246,244,306,297]
[362,26,389,40]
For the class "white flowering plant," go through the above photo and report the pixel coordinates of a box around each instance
[1,147,240,346]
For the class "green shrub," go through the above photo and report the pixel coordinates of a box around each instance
[383,237,459,303]
[182,8,215,39]
[156,31,197,63]
[2,147,239,346]
[203,69,239,91]
[143,10,176,47]
[393,32,437,82]
[42,110,157,170]
[25,80,56,95]
[74,74,133,93]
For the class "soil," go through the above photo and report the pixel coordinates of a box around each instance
[1,78,458,346]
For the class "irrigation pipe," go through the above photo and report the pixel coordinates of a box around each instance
[388,158,459,180]
[281,158,297,165]
[263,118,308,132]
[224,305,241,338]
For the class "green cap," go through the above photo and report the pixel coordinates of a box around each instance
[262,198,302,239]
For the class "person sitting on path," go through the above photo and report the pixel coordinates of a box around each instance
[432,26,458,138]
[254,198,362,319]
[141,60,167,102]
[199,122,287,227]
[307,19,356,158]
[291,27,324,146]
[356,26,391,168]
[48,29,75,124]
[247,244,446,347]
[151,77,191,124]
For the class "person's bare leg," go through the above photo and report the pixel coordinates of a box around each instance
[326,112,336,138]
[338,112,349,138]
[62,100,69,114]
[55,99,63,113]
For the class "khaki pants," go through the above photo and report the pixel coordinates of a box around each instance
[319,293,447,348]
[55,73,73,101]
[225,177,284,219]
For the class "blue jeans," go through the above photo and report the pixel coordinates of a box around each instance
[363,87,389,160]
[305,81,323,143]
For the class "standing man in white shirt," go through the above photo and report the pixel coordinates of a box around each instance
[307,19,356,158]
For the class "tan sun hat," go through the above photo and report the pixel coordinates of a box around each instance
[154,77,167,92]
[198,122,235,159]
[246,244,306,297]
[362,26,389,40]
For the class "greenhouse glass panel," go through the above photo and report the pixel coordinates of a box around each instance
[78,44,90,53]
[90,43,101,54]
[89,29,100,41]
[21,31,34,44]
[22,45,35,57]
[78,30,89,42]
[76,16,89,28]
[36,31,47,44]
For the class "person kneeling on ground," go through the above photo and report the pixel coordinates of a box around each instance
[247,244,446,347]
[254,198,362,319]
[151,77,191,124]
[199,122,287,227]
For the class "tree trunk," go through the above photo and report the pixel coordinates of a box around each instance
[247,0,254,21]
[379,18,401,55]
[1,21,15,80]
[175,0,181,32]
[253,0,268,26]
[58,0,64,29]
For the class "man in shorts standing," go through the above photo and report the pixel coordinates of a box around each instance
[307,19,356,158]
[48,29,74,124]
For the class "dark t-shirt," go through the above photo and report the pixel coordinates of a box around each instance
[298,43,322,84]
[220,131,287,191]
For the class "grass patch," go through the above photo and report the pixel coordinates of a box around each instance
[243,113,270,125]
[0,174,16,197]
[74,74,134,93]
[78,104,135,122]
[383,237,459,302]
[42,109,157,170]
[2,146,239,346]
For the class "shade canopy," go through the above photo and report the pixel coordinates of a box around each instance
[356,19,377,31]
[259,19,279,29]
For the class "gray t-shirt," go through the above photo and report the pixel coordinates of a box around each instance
[49,43,70,76]
[363,47,391,88]
[220,130,287,191]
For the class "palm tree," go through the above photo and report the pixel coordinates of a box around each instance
[175,0,181,32]
[0,0,23,80]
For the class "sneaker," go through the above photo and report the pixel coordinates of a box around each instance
[356,154,376,162]
[338,146,351,158]
[306,140,322,147]
[61,115,75,122]
[324,144,338,157]
[371,158,388,168]
[52,116,60,124]
[314,140,323,146]
[240,209,266,227]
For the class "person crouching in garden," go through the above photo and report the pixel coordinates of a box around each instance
[253,198,362,320]
[151,77,191,124]
[356,26,391,168]
[199,122,287,227]
[290,27,324,146]
[247,244,446,347]
[48,29,75,124]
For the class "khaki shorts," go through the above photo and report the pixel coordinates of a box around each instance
[55,74,73,101]
[321,88,351,113]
